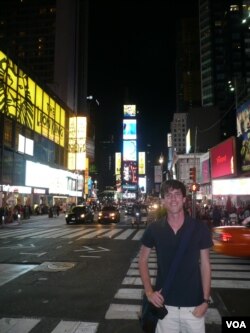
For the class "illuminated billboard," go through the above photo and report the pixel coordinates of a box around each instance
[0,50,65,146]
[200,152,210,184]
[123,119,137,140]
[138,152,145,175]
[115,152,121,175]
[138,176,146,193]
[68,117,87,171]
[210,137,236,179]
[122,161,138,185]
[123,104,136,117]
[123,140,137,161]
[236,101,250,172]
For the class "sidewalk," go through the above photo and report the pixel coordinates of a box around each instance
[0,214,58,228]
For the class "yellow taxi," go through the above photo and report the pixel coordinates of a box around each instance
[212,222,250,257]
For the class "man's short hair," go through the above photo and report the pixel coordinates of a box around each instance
[160,179,186,199]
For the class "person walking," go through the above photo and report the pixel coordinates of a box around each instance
[138,179,213,333]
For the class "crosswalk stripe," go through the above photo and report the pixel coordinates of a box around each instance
[42,229,83,238]
[105,304,140,320]
[212,271,250,278]
[127,268,157,276]
[114,288,143,300]
[0,229,37,238]
[114,229,135,239]
[211,264,250,270]
[0,227,148,241]
[77,229,112,239]
[0,318,99,333]
[51,320,99,333]
[62,228,96,238]
[210,258,250,264]
[105,304,221,324]
[132,229,144,240]
[16,228,60,239]
[97,228,123,238]
[212,279,250,289]
[0,317,40,332]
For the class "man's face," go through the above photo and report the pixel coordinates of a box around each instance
[162,188,186,215]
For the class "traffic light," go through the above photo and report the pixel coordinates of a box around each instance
[191,183,200,192]
[189,167,196,182]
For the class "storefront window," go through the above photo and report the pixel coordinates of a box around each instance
[13,153,25,185]
[4,118,13,147]
[2,149,13,184]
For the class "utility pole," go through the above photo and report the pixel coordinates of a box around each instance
[192,126,198,218]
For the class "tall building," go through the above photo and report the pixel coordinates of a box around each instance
[176,17,201,113]
[0,0,57,85]
[199,0,250,137]
[170,113,188,154]
[0,0,95,171]
[0,0,89,116]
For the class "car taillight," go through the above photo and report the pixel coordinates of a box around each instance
[220,232,232,242]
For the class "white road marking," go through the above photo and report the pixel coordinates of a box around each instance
[20,252,47,257]
[0,317,40,333]
[51,320,99,333]
[212,271,250,278]
[105,304,221,324]
[16,228,60,239]
[77,229,112,239]
[105,304,141,319]
[62,228,96,238]
[115,288,143,299]
[132,229,144,240]
[0,264,37,286]
[212,279,250,289]
[97,228,123,238]
[114,229,134,239]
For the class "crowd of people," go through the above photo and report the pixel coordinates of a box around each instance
[195,203,250,227]
[0,204,32,223]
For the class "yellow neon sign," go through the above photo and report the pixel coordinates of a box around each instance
[0,50,65,147]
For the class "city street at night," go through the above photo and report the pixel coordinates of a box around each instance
[0,214,249,333]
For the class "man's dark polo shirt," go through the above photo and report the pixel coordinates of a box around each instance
[141,217,213,307]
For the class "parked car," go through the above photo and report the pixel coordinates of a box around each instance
[65,205,94,224]
[212,222,250,257]
[98,205,120,224]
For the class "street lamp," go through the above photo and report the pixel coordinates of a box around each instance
[159,153,164,182]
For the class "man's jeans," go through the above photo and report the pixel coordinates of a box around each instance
[156,305,205,333]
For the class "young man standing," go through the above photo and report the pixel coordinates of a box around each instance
[138,179,213,333]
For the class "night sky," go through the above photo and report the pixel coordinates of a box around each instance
[88,0,198,160]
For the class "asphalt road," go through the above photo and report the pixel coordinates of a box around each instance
[0,213,249,333]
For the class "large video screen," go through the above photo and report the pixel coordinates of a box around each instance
[122,161,138,185]
[123,119,137,140]
[123,104,136,117]
[123,140,137,161]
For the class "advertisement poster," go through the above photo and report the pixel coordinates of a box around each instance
[237,101,250,172]
[210,137,236,179]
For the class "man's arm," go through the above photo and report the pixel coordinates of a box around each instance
[138,245,164,307]
[138,245,153,296]
[193,248,211,317]
[200,248,211,301]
